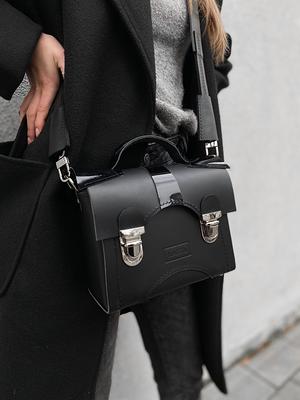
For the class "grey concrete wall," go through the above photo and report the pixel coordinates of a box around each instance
[220,0,300,363]
[0,78,29,141]
[1,1,300,398]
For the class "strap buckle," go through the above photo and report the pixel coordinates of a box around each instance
[205,141,219,158]
[56,151,70,182]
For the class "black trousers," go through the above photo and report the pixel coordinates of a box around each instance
[99,284,203,400]
[132,286,203,400]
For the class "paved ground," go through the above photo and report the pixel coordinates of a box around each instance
[203,322,300,400]
[110,316,300,400]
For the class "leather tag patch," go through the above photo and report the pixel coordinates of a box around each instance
[164,242,191,263]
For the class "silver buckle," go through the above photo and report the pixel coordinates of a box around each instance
[56,152,70,182]
[56,152,78,191]
[200,210,222,243]
[119,226,145,267]
[205,141,219,158]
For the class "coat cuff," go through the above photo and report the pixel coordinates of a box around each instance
[214,33,233,93]
[0,1,43,100]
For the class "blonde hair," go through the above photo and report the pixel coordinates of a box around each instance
[197,0,228,64]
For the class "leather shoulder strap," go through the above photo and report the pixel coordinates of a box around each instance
[186,0,219,149]
[48,3,220,163]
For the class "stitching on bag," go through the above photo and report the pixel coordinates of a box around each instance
[113,238,122,310]
[144,205,233,272]
[147,266,211,298]
[144,199,201,221]
[100,240,111,313]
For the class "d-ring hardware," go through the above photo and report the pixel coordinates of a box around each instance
[56,152,78,191]
[205,141,219,158]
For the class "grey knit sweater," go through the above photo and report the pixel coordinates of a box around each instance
[150,0,198,137]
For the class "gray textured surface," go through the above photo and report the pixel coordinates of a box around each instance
[285,324,300,348]
[292,370,300,386]
[270,382,300,400]
[203,365,274,400]
[150,0,198,136]
[0,77,29,141]
[203,323,300,400]
[220,0,300,366]
[245,340,300,388]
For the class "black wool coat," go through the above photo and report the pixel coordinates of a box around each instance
[0,0,233,398]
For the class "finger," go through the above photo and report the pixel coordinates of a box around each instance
[19,89,34,121]
[26,89,41,144]
[35,83,58,136]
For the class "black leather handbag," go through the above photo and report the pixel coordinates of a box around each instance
[51,0,237,313]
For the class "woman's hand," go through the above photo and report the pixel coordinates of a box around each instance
[19,33,65,144]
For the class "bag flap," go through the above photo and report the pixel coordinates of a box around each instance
[78,164,236,241]
[168,164,236,214]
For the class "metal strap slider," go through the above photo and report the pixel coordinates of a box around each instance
[205,141,219,158]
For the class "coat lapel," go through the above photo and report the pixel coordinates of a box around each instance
[110,0,156,109]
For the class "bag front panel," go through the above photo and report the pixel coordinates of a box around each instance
[89,204,235,313]
[117,205,235,310]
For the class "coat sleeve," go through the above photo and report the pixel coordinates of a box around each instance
[0,0,42,100]
[214,33,233,93]
[214,0,233,93]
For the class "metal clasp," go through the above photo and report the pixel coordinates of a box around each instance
[56,152,70,182]
[205,141,219,158]
[200,210,222,243]
[119,226,145,267]
[56,152,78,191]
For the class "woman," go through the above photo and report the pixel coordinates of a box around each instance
[0,0,232,399]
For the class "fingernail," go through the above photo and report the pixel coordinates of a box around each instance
[35,128,40,136]
[27,137,32,144]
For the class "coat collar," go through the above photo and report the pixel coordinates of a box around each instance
[110,0,156,120]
